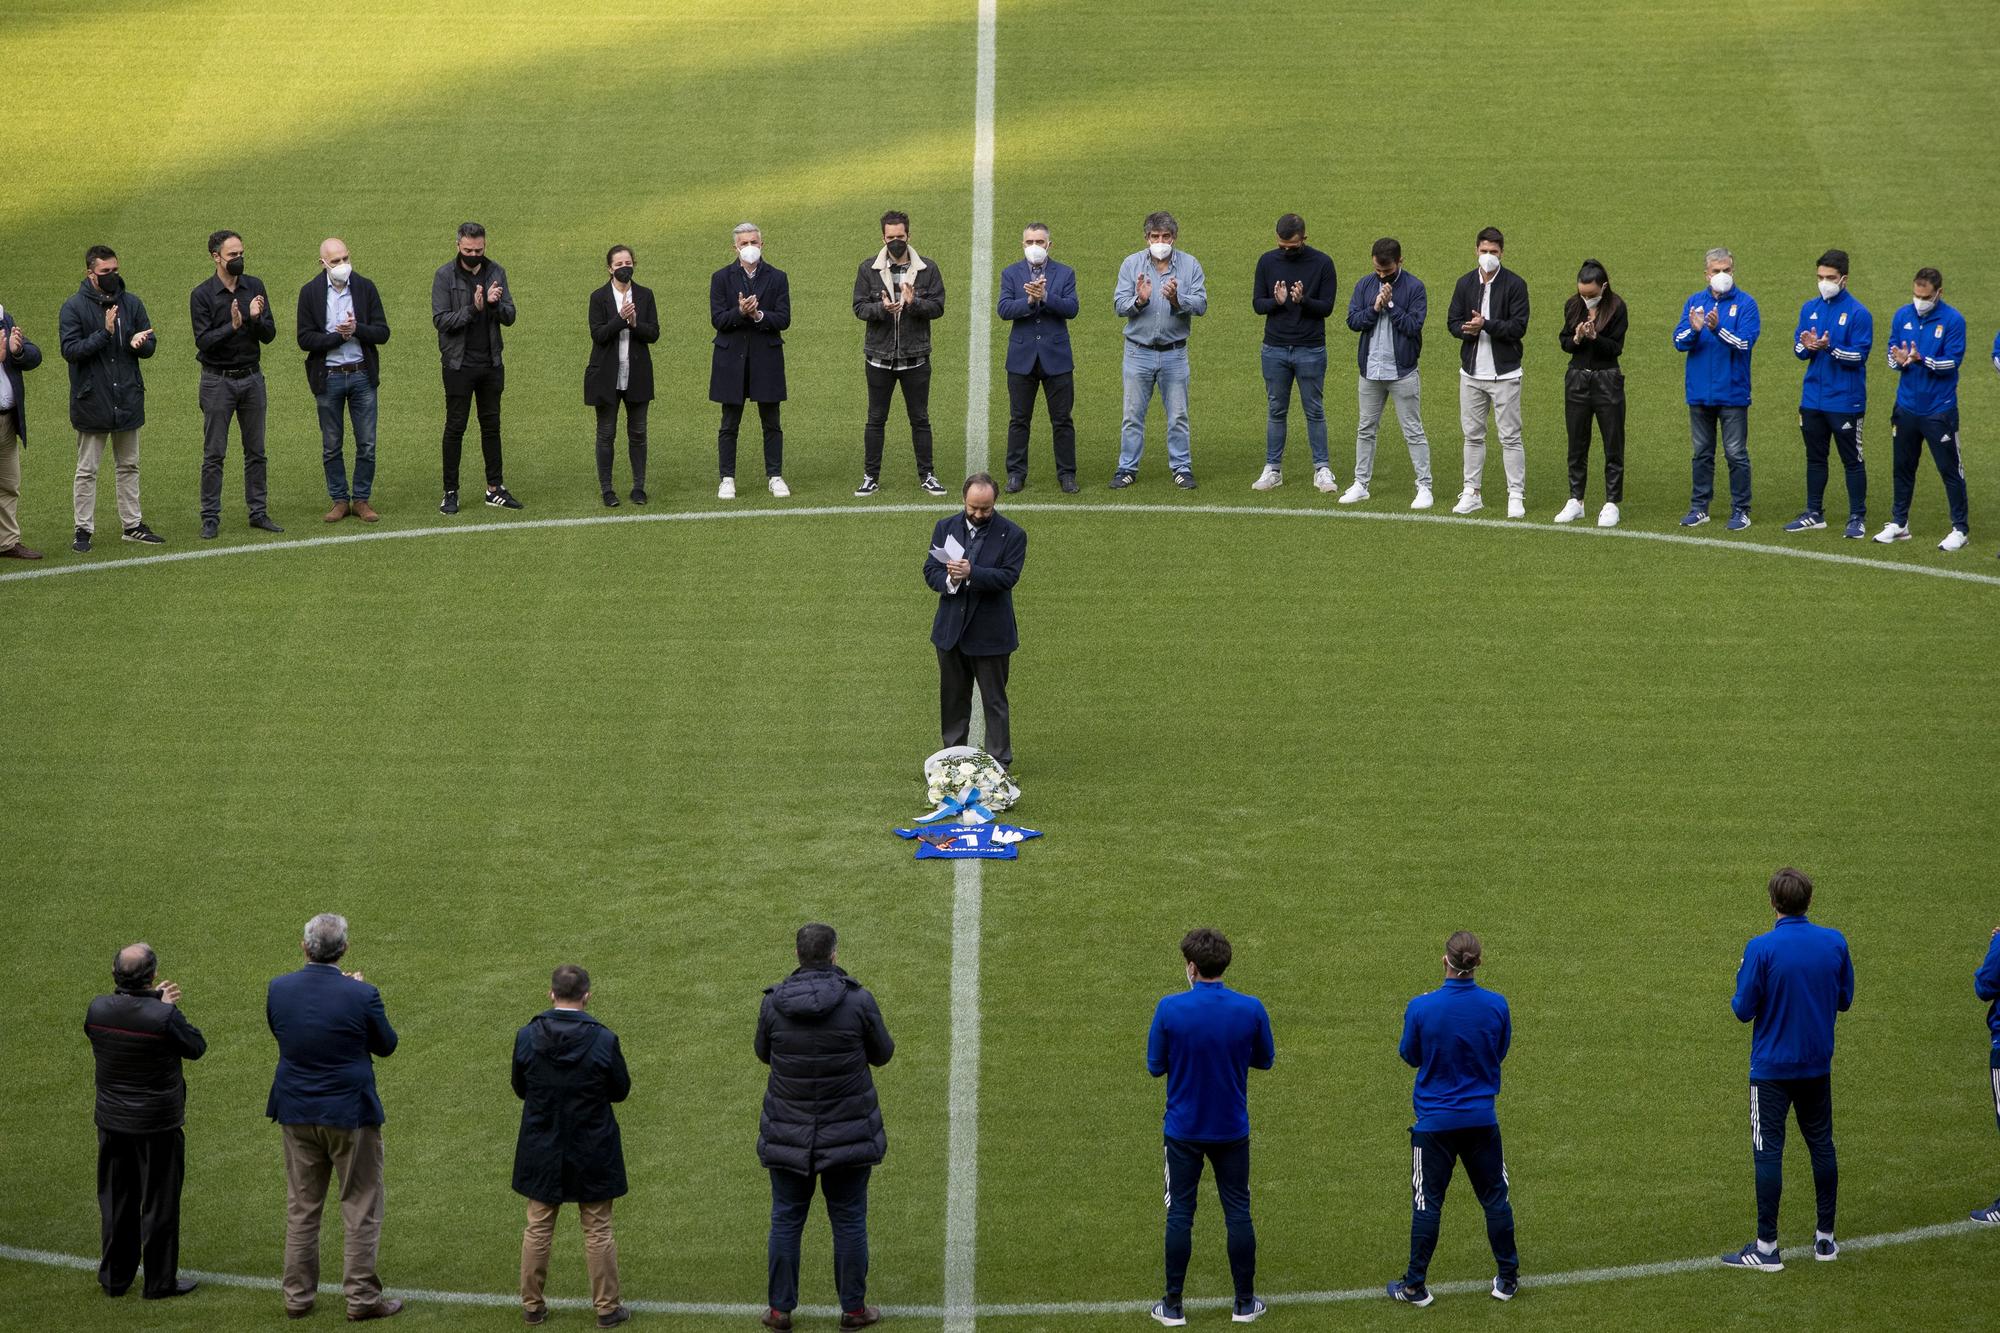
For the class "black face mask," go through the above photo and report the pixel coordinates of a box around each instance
[612,266,634,284]
[224,257,245,277]
[96,272,124,296]
[885,239,909,259]
[459,253,483,271]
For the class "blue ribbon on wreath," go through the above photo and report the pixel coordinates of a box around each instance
[914,787,995,825]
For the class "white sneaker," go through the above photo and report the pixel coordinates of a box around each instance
[1554,498,1585,524]
[1251,465,1282,492]
[768,475,790,498]
[1873,522,1909,543]
[1313,465,1337,494]
[1451,488,1483,515]
[1940,527,1969,551]
[1506,492,1526,519]
[1411,486,1434,510]
[717,476,737,500]
[1597,502,1621,527]
[1338,482,1370,505]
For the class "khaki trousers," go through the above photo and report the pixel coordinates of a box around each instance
[0,416,20,549]
[281,1123,386,1315]
[521,1198,619,1317]
[74,429,143,533]
[1459,375,1526,494]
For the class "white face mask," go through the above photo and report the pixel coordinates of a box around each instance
[1023,243,1048,266]
[1582,294,1601,310]
[1817,278,1842,301]
[1477,252,1501,275]
[1148,241,1173,261]
[327,262,352,287]
[1913,295,1937,315]
[1709,270,1735,296]
[738,244,762,266]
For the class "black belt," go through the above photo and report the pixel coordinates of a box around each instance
[203,364,259,379]
[1127,337,1187,351]
[326,361,367,373]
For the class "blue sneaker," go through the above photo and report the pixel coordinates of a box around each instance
[1149,1300,1186,1327]
[1491,1276,1519,1301]
[1386,1280,1434,1306]
[1232,1297,1267,1323]
[1727,509,1752,532]
[1680,508,1710,527]
[1971,1199,2000,1225]
[1784,511,1825,532]
[1814,1236,1839,1261]
[1720,1241,1783,1271]
[1843,516,1867,539]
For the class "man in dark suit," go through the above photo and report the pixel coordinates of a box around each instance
[710,223,792,499]
[0,302,45,558]
[586,245,660,507]
[298,237,390,523]
[514,964,632,1329]
[267,912,403,1322]
[995,222,1079,493]
[85,942,205,1301]
[923,473,1026,769]
[756,922,894,1332]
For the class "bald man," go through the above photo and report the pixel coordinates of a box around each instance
[85,942,206,1301]
[298,238,391,522]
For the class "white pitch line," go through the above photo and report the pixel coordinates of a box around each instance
[9,501,2000,590]
[942,6,999,1330]
[2,1218,1987,1318]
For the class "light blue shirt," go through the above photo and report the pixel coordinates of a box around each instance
[1115,248,1207,346]
[1365,310,1399,380]
[326,282,363,367]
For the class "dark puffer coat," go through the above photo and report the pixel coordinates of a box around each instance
[755,964,894,1174]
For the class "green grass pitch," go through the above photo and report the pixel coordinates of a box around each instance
[4,2,2000,1330]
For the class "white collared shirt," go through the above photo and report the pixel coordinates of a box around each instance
[1469,276,1521,382]
[612,283,632,392]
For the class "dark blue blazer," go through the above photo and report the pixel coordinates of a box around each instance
[925,512,1025,656]
[709,262,790,404]
[0,313,43,444]
[996,260,1077,376]
[265,963,398,1128]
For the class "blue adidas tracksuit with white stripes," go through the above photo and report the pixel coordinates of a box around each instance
[1733,913,1853,1244]
[1977,933,2000,1131]
[1397,978,1518,1286]
[1886,299,1970,531]
[1794,290,1872,520]
[1676,288,1761,406]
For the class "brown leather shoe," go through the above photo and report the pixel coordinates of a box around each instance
[762,1310,794,1331]
[286,1302,314,1319]
[0,543,42,559]
[351,500,380,523]
[324,501,349,522]
[840,1308,881,1330]
[347,1298,404,1321]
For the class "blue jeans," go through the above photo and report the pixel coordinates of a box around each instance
[1118,343,1191,475]
[767,1164,870,1314]
[318,368,378,501]
[1262,344,1328,467]
[1689,404,1751,512]
[1163,1135,1255,1304]
[1406,1124,1518,1286]
[1751,1077,1836,1242]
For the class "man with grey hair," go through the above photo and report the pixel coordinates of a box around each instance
[1674,246,1760,531]
[710,221,792,499]
[267,913,403,1321]
[1113,210,1207,490]
[86,941,206,1300]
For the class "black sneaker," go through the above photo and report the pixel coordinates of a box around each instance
[630,487,649,505]
[486,487,523,509]
[1174,470,1198,490]
[854,475,880,497]
[122,523,165,545]
[200,518,220,540]
[920,473,947,496]
[72,526,92,553]
[1059,475,1080,493]
[1108,471,1135,490]
[249,513,284,533]
[439,490,459,515]
[602,490,620,508]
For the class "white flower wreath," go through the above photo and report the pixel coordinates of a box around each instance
[922,746,1019,818]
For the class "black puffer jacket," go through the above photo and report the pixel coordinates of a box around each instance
[84,988,207,1134]
[755,964,894,1174]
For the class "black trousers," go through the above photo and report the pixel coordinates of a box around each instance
[1405,1124,1518,1285]
[1752,1076,1837,1242]
[442,362,505,490]
[1563,367,1625,502]
[593,398,649,492]
[720,400,784,478]
[1799,408,1866,519]
[98,1127,185,1297]
[864,362,934,479]
[1005,368,1076,482]
[1163,1135,1255,1304]
[937,645,1011,767]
